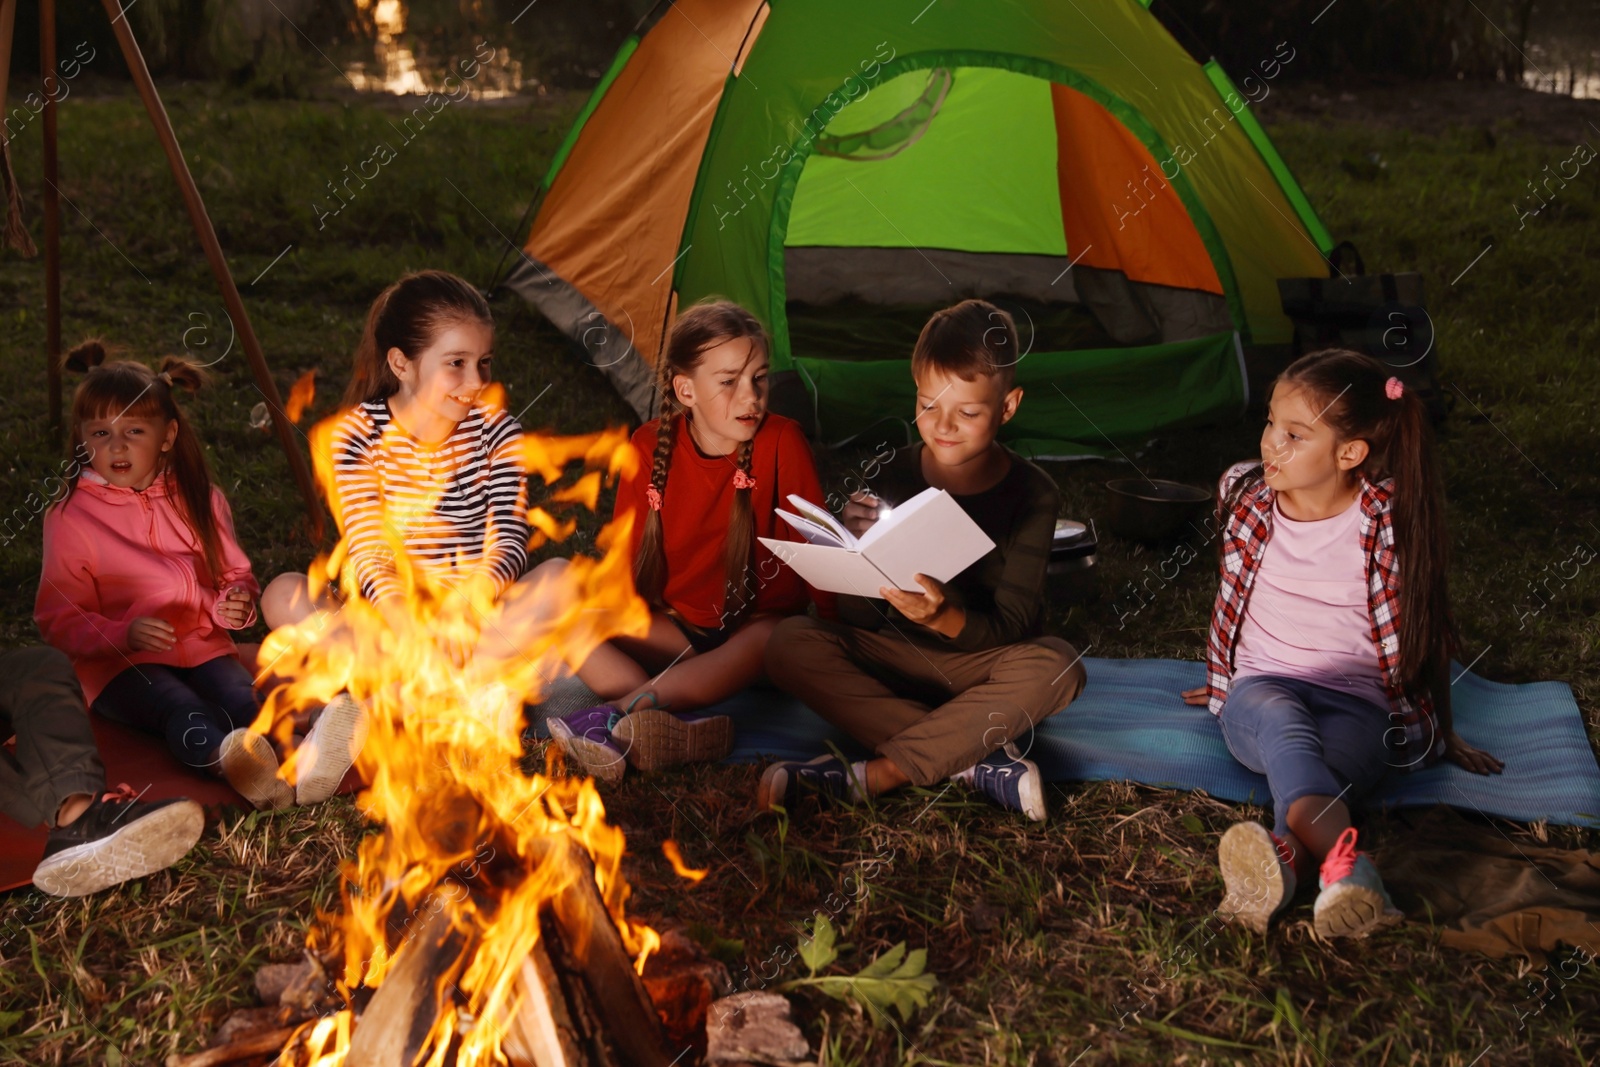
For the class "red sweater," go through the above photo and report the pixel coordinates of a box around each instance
[614,413,832,629]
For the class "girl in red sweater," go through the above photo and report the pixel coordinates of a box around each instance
[541,301,829,782]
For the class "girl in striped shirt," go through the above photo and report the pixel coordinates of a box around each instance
[262,271,534,744]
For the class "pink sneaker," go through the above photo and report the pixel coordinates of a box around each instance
[1312,827,1403,939]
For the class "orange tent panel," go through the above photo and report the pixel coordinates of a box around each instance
[1051,83,1223,296]
[525,0,767,369]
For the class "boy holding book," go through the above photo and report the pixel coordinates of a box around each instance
[760,300,1086,821]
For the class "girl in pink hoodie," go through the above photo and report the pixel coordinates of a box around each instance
[34,342,289,809]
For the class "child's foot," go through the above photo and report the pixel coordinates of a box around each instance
[756,755,855,814]
[32,786,205,897]
[966,750,1047,822]
[1218,821,1298,934]
[219,729,294,810]
[1312,827,1402,939]
[546,706,627,785]
[612,709,735,772]
[296,693,369,806]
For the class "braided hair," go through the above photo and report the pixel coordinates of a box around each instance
[60,339,226,583]
[633,301,768,630]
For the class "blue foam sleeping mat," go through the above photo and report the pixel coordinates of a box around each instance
[708,657,1600,829]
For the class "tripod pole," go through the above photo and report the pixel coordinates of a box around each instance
[41,0,60,440]
[98,0,324,542]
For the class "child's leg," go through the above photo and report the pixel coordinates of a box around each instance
[1284,686,1392,861]
[184,655,264,734]
[1217,676,1381,874]
[92,665,235,773]
[261,572,324,630]
[0,646,104,829]
[613,614,782,713]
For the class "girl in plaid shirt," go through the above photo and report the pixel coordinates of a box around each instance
[1181,349,1502,940]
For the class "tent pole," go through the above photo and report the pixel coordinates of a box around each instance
[96,0,324,542]
[41,0,60,441]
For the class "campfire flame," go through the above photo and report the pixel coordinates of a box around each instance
[258,390,659,1065]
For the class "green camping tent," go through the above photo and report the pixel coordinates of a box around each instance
[502,0,1333,456]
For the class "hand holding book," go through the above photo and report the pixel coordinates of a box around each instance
[759,487,996,596]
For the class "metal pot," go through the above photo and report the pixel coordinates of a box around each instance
[1103,478,1211,544]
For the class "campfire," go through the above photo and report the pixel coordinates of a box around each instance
[235,412,692,1066]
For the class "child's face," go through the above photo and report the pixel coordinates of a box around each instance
[80,413,178,491]
[913,367,1021,468]
[389,320,495,429]
[1260,382,1366,492]
[672,338,769,454]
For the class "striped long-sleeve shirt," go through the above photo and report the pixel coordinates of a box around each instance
[331,400,530,604]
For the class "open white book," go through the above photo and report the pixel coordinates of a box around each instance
[759,487,995,596]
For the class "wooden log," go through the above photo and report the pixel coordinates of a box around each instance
[542,838,672,1067]
[502,937,586,1067]
[164,1027,298,1067]
[344,907,473,1067]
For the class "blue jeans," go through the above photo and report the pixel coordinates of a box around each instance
[1218,674,1391,836]
[92,655,261,773]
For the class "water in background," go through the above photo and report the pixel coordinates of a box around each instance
[1523,0,1600,98]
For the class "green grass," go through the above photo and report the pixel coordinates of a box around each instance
[1,78,1598,1064]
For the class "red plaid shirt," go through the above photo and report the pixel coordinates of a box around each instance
[1203,461,1443,771]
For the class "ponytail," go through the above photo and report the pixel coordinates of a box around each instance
[63,343,227,585]
[343,270,493,408]
[1268,350,1456,693]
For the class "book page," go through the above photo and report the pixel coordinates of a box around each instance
[756,537,896,596]
[775,508,850,549]
[784,495,856,549]
[858,489,995,591]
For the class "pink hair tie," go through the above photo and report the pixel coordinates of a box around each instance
[732,469,756,491]
[1385,376,1404,400]
[645,484,662,511]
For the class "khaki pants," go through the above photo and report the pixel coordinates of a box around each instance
[765,617,1087,787]
[1,646,103,828]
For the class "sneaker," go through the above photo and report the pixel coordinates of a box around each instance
[295,693,369,806]
[1312,827,1403,939]
[545,706,627,785]
[1217,821,1298,934]
[612,709,735,772]
[756,755,854,814]
[967,749,1047,822]
[32,785,205,898]
[219,729,294,811]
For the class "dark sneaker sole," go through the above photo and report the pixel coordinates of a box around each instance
[612,709,734,773]
[1313,881,1403,939]
[296,694,368,806]
[1218,822,1292,934]
[33,798,205,898]
[756,755,845,814]
[546,718,627,785]
[219,730,293,811]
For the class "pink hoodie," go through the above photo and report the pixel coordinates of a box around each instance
[35,470,260,705]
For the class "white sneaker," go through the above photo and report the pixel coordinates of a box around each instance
[1218,821,1297,934]
[295,694,369,806]
[219,729,294,810]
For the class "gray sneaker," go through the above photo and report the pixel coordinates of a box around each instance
[1313,827,1403,939]
[1218,821,1298,934]
[219,729,293,810]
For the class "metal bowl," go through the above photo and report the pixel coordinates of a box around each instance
[1103,478,1211,544]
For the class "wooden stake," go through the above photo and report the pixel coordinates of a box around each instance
[40,0,60,441]
[95,0,325,541]
[164,1027,299,1067]
[344,907,473,1067]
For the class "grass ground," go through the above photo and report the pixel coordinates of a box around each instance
[0,75,1597,1064]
